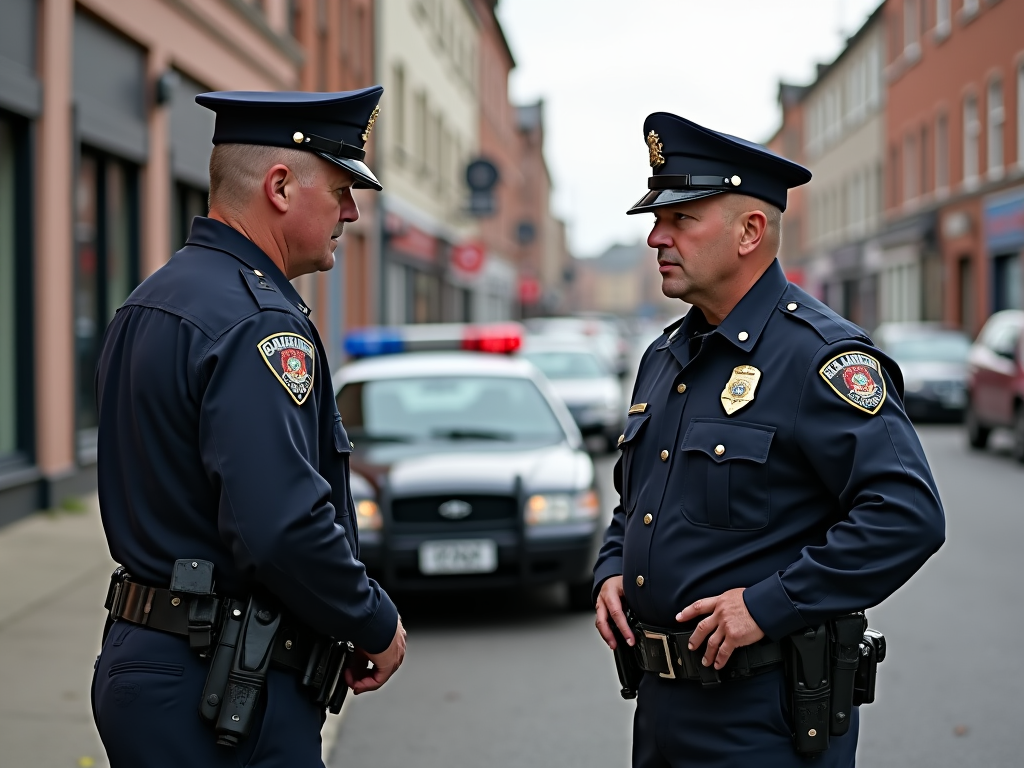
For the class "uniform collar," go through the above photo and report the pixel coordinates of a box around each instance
[658,258,788,354]
[185,217,312,317]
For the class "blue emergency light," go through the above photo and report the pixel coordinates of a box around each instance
[344,323,524,358]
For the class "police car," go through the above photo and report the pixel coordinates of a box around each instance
[333,323,602,608]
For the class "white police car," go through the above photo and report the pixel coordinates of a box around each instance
[334,324,601,608]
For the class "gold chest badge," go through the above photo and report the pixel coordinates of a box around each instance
[646,131,665,168]
[720,365,761,415]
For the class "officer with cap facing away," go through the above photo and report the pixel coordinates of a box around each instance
[593,112,945,767]
[92,87,404,768]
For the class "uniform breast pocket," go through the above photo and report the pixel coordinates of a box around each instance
[679,418,775,531]
[617,412,651,515]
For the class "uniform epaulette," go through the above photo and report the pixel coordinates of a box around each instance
[240,268,302,315]
[778,287,870,346]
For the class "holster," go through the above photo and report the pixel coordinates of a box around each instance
[786,624,831,756]
[829,613,867,736]
[610,610,642,699]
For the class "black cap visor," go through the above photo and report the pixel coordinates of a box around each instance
[316,153,383,191]
[626,187,723,215]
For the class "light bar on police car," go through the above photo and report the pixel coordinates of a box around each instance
[344,322,524,358]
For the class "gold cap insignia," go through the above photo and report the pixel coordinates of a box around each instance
[361,105,380,143]
[646,131,665,168]
[720,365,761,415]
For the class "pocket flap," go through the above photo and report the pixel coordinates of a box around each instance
[617,411,651,449]
[680,418,775,464]
[333,415,353,454]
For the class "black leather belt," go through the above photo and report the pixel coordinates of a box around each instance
[107,578,324,676]
[635,623,783,687]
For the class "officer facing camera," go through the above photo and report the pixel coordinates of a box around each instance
[92,87,405,768]
[593,112,945,767]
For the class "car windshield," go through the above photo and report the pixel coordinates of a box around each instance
[886,334,970,363]
[337,376,565,443]
[520,351,607,380]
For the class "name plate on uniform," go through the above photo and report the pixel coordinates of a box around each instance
[419,539,498,575]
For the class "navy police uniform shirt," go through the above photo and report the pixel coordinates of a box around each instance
[593,260,945,640]
[96,217,398,653]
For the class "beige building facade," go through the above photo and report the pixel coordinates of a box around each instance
[0,0,302,522]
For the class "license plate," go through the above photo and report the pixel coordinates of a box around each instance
[418,540,498,575]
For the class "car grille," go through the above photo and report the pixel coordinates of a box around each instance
[391,494,519,524]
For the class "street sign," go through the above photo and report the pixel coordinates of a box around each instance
[451,242,486,274]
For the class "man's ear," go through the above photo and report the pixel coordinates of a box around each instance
[737,209,768,256]
[263,164,293,214]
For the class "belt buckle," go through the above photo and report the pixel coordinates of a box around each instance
[643,630,676,680]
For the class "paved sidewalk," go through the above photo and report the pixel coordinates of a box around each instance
[0,496,345,767]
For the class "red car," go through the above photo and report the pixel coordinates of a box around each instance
[965,310,1024,462]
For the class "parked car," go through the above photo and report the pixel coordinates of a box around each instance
[523,316,630,377]
[874,323,971,422]
[518,337,625,452]
[965,310,1024,461]
[335,324,602,609]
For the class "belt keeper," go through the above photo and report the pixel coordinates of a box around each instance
[186,596,221,653]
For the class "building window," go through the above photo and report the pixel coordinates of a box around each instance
[987,77,1005,178]
[963,93,980,187]
[935,0,951,37]
[904,0,921,60]
[172,183,207,252]
[0,114,33,469]
[920,124,930,195]
[74,149,139,456]
[903,133,918,202]
[936,112,949,191]
[962,0,979,19]
[1019,62,1024,168]
[393,64,406,154]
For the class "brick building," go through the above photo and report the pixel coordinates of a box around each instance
[884,0,1024,335]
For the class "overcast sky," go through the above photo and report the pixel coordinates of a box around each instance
[495,0,883,257]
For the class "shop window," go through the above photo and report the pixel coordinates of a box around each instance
[0,114,33,469]
[74,149,139,456]
[993,253,1022,311]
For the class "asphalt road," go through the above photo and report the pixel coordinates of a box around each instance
[328,424,1024,768]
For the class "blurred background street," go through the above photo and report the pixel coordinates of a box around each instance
[3,0,1024,765]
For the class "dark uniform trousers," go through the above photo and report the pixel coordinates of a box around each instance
[595,259,944,768]
[632,672,857,768]
[93,622,325,768]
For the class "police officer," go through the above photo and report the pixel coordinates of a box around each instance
[92,87,404,767]
[593,112,945,767]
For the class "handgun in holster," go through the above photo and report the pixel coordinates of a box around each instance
[610,608,642,699]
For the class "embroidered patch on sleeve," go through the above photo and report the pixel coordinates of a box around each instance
[258,332,315,405]
[818,352,887,415]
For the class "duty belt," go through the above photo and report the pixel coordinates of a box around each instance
[105,575,338,683]
[634,623,783,687]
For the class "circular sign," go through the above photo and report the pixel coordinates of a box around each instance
[465,159,500,191]
[451,242,486,273]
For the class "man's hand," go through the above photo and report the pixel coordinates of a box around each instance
[595,575,635,650]
[344,617,407,695]
[676,588,763,670]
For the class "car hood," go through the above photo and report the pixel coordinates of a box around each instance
[897,360,968,383]
[545,378,621,408]
[352,440,594,496]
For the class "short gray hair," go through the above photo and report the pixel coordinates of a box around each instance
[208,144,321,212]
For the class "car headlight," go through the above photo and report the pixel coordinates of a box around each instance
[350,472,383,530]
[525,490,600,525]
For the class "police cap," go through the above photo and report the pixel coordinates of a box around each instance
[195,86,384,191]
[627,112,811,215]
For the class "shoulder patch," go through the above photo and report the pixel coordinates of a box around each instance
[818,351,886,415]
[258,332,316,405]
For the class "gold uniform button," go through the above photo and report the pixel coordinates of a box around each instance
[617,434,625,447]
[738,331,749,342]
[715,444,726,456]
[254,269,264,277]
[787,302,798,311]
[660,449,669,461]
[677,383,687,394]
[636,575,645,587]
[292,131,305,143]
[643,513,653,525]
[730,175,742,186]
